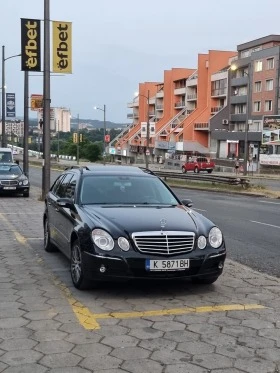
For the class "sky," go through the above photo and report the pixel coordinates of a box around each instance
[1,0,280,123]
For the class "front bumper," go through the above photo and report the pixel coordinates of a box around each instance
[82,249,226,281]
[0,185,29,194]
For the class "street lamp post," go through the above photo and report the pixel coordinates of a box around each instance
[1,46,21,147]
[94,105,106,165]
[135,90,150,169]
[230,64,251,176]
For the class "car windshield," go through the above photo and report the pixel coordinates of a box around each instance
[80,174,179,205]
[0,165,22,176]
[0,152,13,163]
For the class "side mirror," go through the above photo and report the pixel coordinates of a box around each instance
[56,197,74,209]
[181,199,193,208]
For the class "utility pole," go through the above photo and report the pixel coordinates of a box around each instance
[42,0,51,199]
[103,105,106,165]
[57,119,60,162]
[145,90,150,169]
[1,46,5,147]
[23,71,29,176]
[77,114,80,165]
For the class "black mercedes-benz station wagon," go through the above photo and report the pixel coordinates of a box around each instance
[44,166,226,289]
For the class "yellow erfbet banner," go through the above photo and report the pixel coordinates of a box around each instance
[52,21,72,74]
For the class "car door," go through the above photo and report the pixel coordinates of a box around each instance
[46,174,66,247]
[56,173,80,258]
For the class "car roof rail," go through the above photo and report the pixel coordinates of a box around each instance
[138,167,156,176]
[64,165,90,174]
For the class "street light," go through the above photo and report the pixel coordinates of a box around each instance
[1,46,21,147]
[230,64,251,176]
[94,105,106,164]
[134,90,150,169]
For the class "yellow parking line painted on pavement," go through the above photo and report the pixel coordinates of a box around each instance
[91,304,266,321]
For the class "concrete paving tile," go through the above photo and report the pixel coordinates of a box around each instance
[0,295,20,302]
[165,363,208,373]
[241,319,274,330]
[39,352,82,368]
[102,335,139,348]
[192,353,233,369]
[72,342,112,358]
[58,322,86,334]
[80,355,122,371]
[216,345,255,359]
[48,368,91,373]
[53,312,77,324]
[207,316,241,327]
[201,333,237,347]
[152,321,186,332]
[0,302,21,310]
[234,357,276,373]
[256,348,280,363]
[111,346,150,360]
[238,335,275,349]
[121,359,164,373]
[27,319,62,331]
[164,330,200,343]
[0,328,32,340]
[174,314,209,324]
[0,364,48,373]
[139,337,176,351]
[23,310,58,321]
[96,325,129,337]
[222,325,257,338]
[19,303,51,312]
[0,362,7,372]
[0,350,43,366]
[177,340,215,355]
[129,328,163,340]
[64,332,102,345]
[118,318,152,329]
[187,323,220,334]
[150,349,190,365]
[34,340,74,354]
[0,338,38,351]
[32,330,68,342]
[0,317,29,329]
[0,309,25,318]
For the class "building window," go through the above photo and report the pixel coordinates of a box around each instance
[253,101,261,112]
[254,81,262,93]
[255,60,263,72]
[265,100,273,111]
[241,50,250,58]
[266,58,274,70]
[235,104,246,114]
[265,79,273,91]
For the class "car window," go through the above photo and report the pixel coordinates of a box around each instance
[0,164,22,175]
[55,173,74,198]
[51,175,65,195]
[0,152,13,163]
[80,175,179,205]
[65,174,79,199]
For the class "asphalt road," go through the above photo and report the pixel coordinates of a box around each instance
[29,165,280,277]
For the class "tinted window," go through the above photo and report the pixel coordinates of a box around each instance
[55,173,74,198]
[80,175,179,205]
[51,175,65,195]
[0,151,13,163]
[0,164,22,175]
[65,174,79,199]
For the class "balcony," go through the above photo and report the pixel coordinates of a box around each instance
[230,95,247,104]
[211,106,224,114]
[231,76,248,87]
[211,88,227,97]
[187,94,197,101]
[156,91,164,98]
[127,101,139,108]
[186,78,198,86]
[149,111,155,117]
[194,122,209,131]
[230,113,246,122]
[174,87,186,95]
[156,104,164,110]
[127,113,133,119]
[175,101,185,108]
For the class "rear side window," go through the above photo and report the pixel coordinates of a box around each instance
[55,173,74,198]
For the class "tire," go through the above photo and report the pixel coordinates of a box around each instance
[207,170,213,174]
[194,167,199,174]
[182,167,186,174]
[70,240,90,290]
[192,276,219,285]
[23,191,29,197]
[44,218,58,252]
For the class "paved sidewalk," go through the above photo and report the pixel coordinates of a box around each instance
[0,189,280,372]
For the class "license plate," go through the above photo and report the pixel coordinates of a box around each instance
[145,259,189,271]
[3,186,16,190]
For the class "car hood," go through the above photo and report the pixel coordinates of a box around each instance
[82,204,213,237]
[0,174,19,180]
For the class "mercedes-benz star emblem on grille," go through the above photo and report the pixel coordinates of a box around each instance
[160,218,167,228]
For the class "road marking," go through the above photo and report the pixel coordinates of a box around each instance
[260,201,280,205]
[193,208,207,212]
[250,220,280,229]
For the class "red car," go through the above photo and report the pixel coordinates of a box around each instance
[182,156,215,174]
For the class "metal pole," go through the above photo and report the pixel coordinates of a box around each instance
[103,104,106,165]
[23,71,29,176]
[57,119,59,162]
[145,90,150,169]
[42,0,51,199]
[1,45,6,147]
[243,64,250,176]
[77,114,80,165]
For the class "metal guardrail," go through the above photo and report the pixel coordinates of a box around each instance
[153,171,250,187]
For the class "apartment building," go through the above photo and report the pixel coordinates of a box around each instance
[37,107,71,132]
[210,35,280,161]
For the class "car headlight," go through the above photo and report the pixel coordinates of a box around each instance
[197,235,207,249]
[209,227,223,248]
[92,229,114,251]
[23,179,29,186]
[118,237,130,251]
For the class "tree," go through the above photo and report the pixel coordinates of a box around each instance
[84,143,101,162]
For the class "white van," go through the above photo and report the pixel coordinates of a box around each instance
[0,148,14,163]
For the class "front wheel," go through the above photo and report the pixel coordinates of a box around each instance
[71,240,90,290]
[207,170,213,174]
[194,167,199,174]
[182,167,186,174]
[192,276,219,285]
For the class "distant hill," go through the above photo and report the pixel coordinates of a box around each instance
[28,118,127,130]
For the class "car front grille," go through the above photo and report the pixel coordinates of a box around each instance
[132,231,195,256]
[0,180,18,186]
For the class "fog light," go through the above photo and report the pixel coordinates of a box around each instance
[218,262,224,269]
[100,265,106,273]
